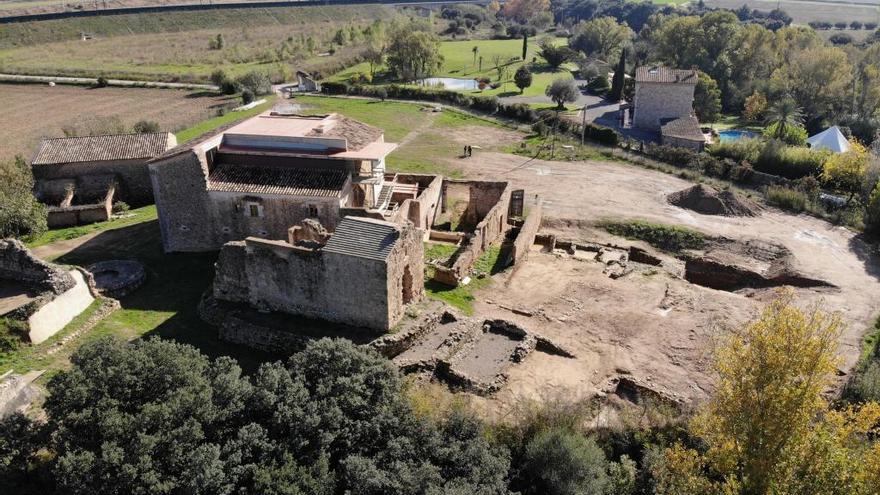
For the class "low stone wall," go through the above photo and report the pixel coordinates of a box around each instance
[0,239,74,295]
[27,269,94,344]
[218,314,310,354]
[508,198,543,265]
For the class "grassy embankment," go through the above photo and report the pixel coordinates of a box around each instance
[0,4,395,82]
[331,37,575,100]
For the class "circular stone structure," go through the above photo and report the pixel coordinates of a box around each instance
[86,260,146,299]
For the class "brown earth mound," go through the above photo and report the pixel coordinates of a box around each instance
[667,184,760,217]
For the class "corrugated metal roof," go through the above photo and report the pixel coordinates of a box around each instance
[661,116,705,141]
[207,163,348,197]
[635,66,697,84]
[32,132,173,165]
[322,217,401,261]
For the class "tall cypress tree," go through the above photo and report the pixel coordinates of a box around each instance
[610,48,626,101]
[522,33,528,61]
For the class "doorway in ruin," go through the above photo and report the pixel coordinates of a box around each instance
[401,265,414,304]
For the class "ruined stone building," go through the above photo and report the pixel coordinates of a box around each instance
[632,66,698,132]
[147,111,420,252]
[214,216,423,330]
[31,133,176,227]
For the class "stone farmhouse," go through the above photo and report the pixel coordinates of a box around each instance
[632,66,706,150]
[148,110,523,331]
[31,133,176,227]
[147,111,410,252]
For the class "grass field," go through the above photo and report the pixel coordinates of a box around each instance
[294,95,520,177]
[331,37,574,100]
[27,205,158,250]
[0,83,242,162]
[0,4,394,82]
[705,0,880,24]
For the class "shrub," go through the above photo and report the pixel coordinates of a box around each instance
[209,68,229,87]
[755,140,828,179]
[95,76,108,88]
[111,201,130,214]
[707,138,763,163]
[235,71,272,96]
[765,185,807,212]
[241,89,255,105]
[131,120,160,133]
[0,157,47,239]
[763,122,807,146]
[586,74,610,94]
[851,361,880,402]
[520,427,609,495]
[600,219,706,252]
[532,121,550,137]
[219,79,238,95]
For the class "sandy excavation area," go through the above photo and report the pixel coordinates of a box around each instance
[440,151,880,410]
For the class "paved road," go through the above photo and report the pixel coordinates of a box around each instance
[0,73,217,91]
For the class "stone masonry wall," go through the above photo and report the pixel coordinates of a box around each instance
[509,198,543,265]
[33,158,155,206]
[633,82,695,131]
[0,239,74,295]
[149,150,216,253]
[214,222,424,331]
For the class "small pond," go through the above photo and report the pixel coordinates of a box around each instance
[717,129,758,142]
[416,77,480,90]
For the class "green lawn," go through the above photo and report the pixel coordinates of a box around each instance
[425,245,505,314]
[711,114,765,132]
[176,96,277,143]
[295,95,521,177]
[331,37,574,100]
[26,205,158,249]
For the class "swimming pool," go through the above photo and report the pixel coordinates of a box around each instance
[717,129,758,142]
[416,77,480,90]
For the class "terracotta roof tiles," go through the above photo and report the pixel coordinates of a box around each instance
[32,132,174,165]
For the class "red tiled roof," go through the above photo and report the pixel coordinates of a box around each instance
[32,133,173,165]
[635,66,697,84]
[207,163,348,197]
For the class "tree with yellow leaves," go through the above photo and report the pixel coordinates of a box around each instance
[656,289,880,495]
[487,0,501,16]
[821,140,869,202]
[500,0,550,23]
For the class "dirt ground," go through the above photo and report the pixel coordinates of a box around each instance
[0,83,234,162]
[436,151,880,413]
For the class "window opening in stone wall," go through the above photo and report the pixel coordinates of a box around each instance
[307,204,318,217]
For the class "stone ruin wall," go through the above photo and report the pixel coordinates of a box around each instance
[214,223,424,331]
[508,197,543,266]
[33,158,156,207]
[149,149,217,253]
[0,239,74,295]
[434,181,512,285]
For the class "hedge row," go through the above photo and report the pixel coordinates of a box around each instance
[320,81,620,146]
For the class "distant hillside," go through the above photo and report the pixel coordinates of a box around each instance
[0,3,396,49]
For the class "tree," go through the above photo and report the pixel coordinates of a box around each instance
[0,413,46,489]
[520,427,609,495]
[235,71,272,96]
[769,46,854,121]
[522,33,528,61]
[764,97,805,141]
[538,40,572,69]
[500,0,550,23]
[364,42,387,78]
[487,0,501,16]
[742,91,768,122]
[609,48,626,101]
[514,66,533,94]
[386,25,444,80]
[762,122,807,145]
[867,183,880,234]
[545,78,579,110]
[569,17,634,61]
[822,140,869,200]
[0,157,47,239]
[18,337,513,494]
[208,33,224,50]
[661,290,880,495]
[472,45,479,66]
[693,71,721,123]
[209,68,229,88]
